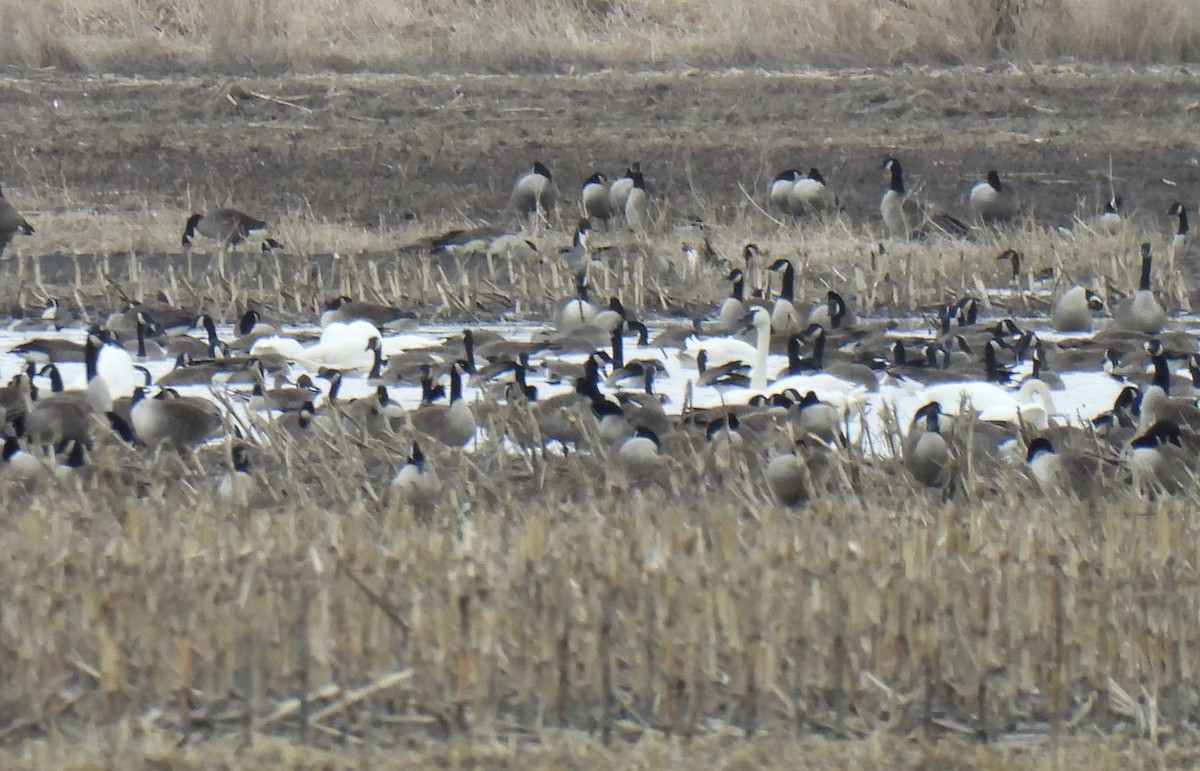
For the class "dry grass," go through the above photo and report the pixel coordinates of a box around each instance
[1,0,1200,72]
[0,407,1198,763]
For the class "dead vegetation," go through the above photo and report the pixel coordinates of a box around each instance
[2,0,1200,72]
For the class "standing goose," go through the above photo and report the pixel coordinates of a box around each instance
[558,219,593,276]
[1113,243,1167,334]
[181,208,282,251]
[509,161,557,220]
[768,169,804,213]
[904,401,952,487]
[1050,285,1105,332]
[768,259,803,336]
[1094,196,1122,234]
[1166,202,1200,272]
[409,362,477,448]
[787,168,837,214]
[0,185,35,258]
[624,170,650,232]
[580,173,613,224]
[880,157,913,239]
[766,439,831,507]
[556,273,599,333]
[1024,437,1098,498]
[608,162,641,216]
[716,268,748,332]
[968,170,1020,223]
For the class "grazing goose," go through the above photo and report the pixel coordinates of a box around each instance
[510,161,557,219]
[904,401,952,487]
[580,173,613,223]
[392,441,442,506]
[1050,285,1105,332]
[320,296,409,329]
[1113,243,1167,335]
[0,185,34,258]
[608,162,641,215]
[768,169,804,213]
[624,170,650,232]
[787,168,837,214]
[130,387,222,448]
[968,170,1019,223]
[181,208,282,251]
[250,374,321,413]
[10,336,87,363]
[409,363,477,448]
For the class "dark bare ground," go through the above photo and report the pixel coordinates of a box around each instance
[1,65,1199,233]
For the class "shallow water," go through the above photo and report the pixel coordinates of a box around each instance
[2,312,1189,458]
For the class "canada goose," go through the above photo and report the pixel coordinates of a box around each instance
[780,326,879,391]
[983,339,1015,385]
[766,439,831,507]
[251,373,321,413]
[624,171,650,232]
[1126,419,1192,492]
[217,445,255,506]
[788,168,837,214]
[182,208,281,251]
[792,390,844,445]
[556,273,599,333]
[123,312,167,361]
[392,441,442,505]
[904,401,952,487]
[1051,286,1105,332]
[768,169,804,212]
[558,219,593,275]
[129,387,222,448]
[880,157,913,239]
[581,173,613,223]
[1113,243,1167,335]
[969,170,1019,223]
[0,186,34,258]
[1026,343,1066,390]
[1094,196,1122,234]
[1166,202,1200,273]
[609,162,641,215]
[768,259,803,336]
[10,336,87,363]
[713,268,747,333]
[409,362,477,448]
[1024,437,1102,498]
[166,313,222,359]
[510,161,556,219]
[616,426,667,483]
[2,435,45,480]
[320,296,410,329]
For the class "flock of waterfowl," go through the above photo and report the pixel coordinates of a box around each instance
[0,156,1198,506]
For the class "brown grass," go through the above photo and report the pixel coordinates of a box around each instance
[1,0,1200,72]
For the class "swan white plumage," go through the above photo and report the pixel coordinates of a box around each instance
[920,379,1059,429]
[298,320,382,370]
[251,335,307,361]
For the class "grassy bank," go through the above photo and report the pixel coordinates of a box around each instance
[1,0,1199,73]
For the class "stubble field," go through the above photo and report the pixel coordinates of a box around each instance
[3,57,1200,770]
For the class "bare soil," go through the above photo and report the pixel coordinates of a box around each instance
[2,64,1199,237]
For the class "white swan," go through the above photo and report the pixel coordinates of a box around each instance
[921,379,1059,429]
[298,320,382,370]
